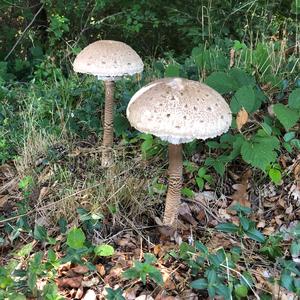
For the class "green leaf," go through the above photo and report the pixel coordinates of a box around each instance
[197,167,206,177]
[190,278,208,289]
[230,85,256,113]
[229,68,255,88]
[148,267,163,285]
[290,241,300,257]
[235,284,248,297]
[241,135,280,170]
[273,103,299,130]
[66,227,86,249]
[205,72,237,94]
[281,271,294,291]
[240,215,250,231]
[196,177,204,190]
[288,88,300,109]
[16,242,34,257]
[165,64,180,77]
[114,114,130,137]
[284,132,296,142]
[181,187,195,198]
[33,224,48,242]
[246,228,265,243]
[144,253,157,264]
[269,168,282,185]
[215,223,240,233]
[261,122,272,136]
[94,244,114,257]
[291,139,300,149]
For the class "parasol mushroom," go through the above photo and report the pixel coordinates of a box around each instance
[126,78,232,227]
[73,40,144,166]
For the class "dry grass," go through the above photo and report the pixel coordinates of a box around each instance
[13,130,168,237]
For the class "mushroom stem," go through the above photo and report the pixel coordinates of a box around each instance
[163,143,183,226]
[102,80,115,167]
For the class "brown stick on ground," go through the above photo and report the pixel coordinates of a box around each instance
[163,143,183,226]
[102,81,115,167]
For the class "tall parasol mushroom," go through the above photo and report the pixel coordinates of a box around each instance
[126,78,232,227]
[73,40,144,166]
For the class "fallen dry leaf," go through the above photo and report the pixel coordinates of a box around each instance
[56,276,82,288]
[229,169,252,208]
[236,107,248,131]
[75,285,84,299]
[96,263,106,276]
[82,277,99,287]
[72,265,89,274]
[0,195,9,208]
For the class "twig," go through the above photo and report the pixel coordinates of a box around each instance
[5,4,45,60]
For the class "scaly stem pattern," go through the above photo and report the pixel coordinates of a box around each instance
[101,80,115,167]
[163,143,183,226]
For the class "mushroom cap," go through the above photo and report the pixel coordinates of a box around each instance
[126,78,232,144]
[73,40,144,80]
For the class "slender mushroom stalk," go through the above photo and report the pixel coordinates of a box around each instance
[73,40,144,167]
[102,81,115,167]
[163,143,183,226]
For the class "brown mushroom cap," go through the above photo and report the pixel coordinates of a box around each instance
[126,78,232,144]
[73,40,144,80]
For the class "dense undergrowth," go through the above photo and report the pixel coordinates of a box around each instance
[1,0,300,299]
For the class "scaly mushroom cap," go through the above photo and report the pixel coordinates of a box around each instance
[127,78,232,144]
[73,40,144,80]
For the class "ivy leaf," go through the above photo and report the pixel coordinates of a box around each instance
[66,227,86,249]
[205,72,237,94]
[241,135,280,170]
[288,88,300,109]
[230,85,256,113]
[273,103,299,130]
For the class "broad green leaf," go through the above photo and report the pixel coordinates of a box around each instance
[280,271,294,291]
[144,253,157,264]
[230,85,256,113]
[290,241,300,257]
[215,223,239,233]
[269,168,282,185]
[288,88,300,109]
[197,167,206,177]
[165,64,180,77]
[241,136,280,170]
[240,215,250,231]
[16,242,34,257]
[66,227,86,249]
[235,284,248,297]
[291,139,300,149]
[190,278,208,289]
[229,68,255,88]
[148,267,163,285]
[205,72,237,94]
[94,244,115,257]
[273,103,299,130]
[246,228,265,243]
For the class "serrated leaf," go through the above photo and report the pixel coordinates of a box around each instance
[284,132,296,142]
[205,72,237,94]
[196,177,204,190]
[66,227,86,249]
[94,244,114,257]
[288,88,300,109]
[215,223,240,233]
[241,136,279,170]
[229,68,255,88]
[273,103,299,130]
[230,85,256,113]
